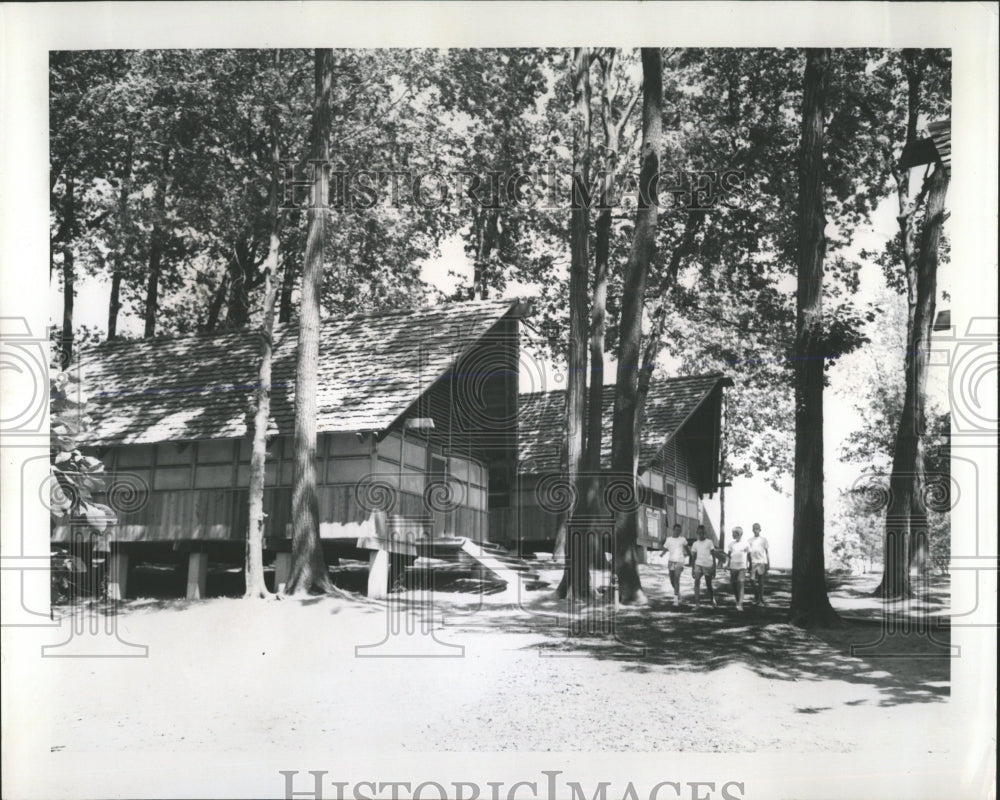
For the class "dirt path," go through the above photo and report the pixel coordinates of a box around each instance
[43,565,952,757]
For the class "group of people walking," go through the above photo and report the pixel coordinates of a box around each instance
[658,522,770,610]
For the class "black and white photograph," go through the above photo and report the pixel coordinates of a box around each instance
[1,3,997,799]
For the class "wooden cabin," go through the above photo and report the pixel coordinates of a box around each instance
[514,374,731,561]
[898,118,951,176]
[56,298,525,598]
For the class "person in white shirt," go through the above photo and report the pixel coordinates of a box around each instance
[748,522,770,606]
[725,526,751,611]
[689,525,718,607]
[659,523,690,605]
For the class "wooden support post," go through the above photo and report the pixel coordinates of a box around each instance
[367,549,390,599]
[107,551,129,601]
[186,551,209,600]
[273,552,292,594]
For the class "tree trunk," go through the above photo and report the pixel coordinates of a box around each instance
[143,149,170,339]
[874,54,949,598]
[144,228,163,338]
[584,201,610,480]
[278,243,298,324]
[245,91,283,601]
[878,164,949,598]
[571,183,611,585]
[789,48,840,628]
[632,211,703,481]
[108,135,133,341]
[718,389,728,549]
[285,48,335,596]
[204,274,229,332]
[60,177,76,369]
[581,48,626,506]
[226,256,250,327]
[634,322,664,476]
[559,47,593,600]
[226,239,260,328]
[470,209,499,301]
[719,483,726,550]
[610,48,662,605]
[108,272,123,341]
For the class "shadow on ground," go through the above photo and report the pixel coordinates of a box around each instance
[437,567,951,710]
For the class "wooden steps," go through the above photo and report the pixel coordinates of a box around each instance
[402,537,550,593]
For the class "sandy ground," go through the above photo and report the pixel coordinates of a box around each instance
[38,562,956,758]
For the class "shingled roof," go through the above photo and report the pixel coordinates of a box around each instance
[898,118,951,176]
[78,298,522,446]
[518,373,730,475]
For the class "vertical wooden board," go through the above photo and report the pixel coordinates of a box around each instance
[317,485,336,524]
[167,491,196,539]
[265,487,293,539]
[318,484,355,525]
[487,506,508,545]
[149,491,176,540]
[456,507,470,538]
[432,507,446,537]
[262,488,279,538]
[196,488,235,539]
[231,489,249,539]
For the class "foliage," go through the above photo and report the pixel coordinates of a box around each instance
[835,283,951,576]
[49,47,949,497]
[828,503,884,573]
[49,355,115,536]
[49,49,469,339]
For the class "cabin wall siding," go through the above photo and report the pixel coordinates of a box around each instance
[83,356,503,548]
[513,434,708,551]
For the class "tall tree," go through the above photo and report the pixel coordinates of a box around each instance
[872,51,951,598]
[566,50,643,601]
[107,134,133,340]
[143,146,171,338]
[285,49,335,596]
[561,47,593,598]
[610,47,663,605]
[245,55,285,600]
[789,48,840,628]
[583,50,639,481]
[433,49,552,302]
[59,176,77,367]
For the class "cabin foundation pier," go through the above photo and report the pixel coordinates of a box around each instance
[367,549,390,599]
[273,552,292,594]
[186,551,209,600]
[107,551,130,601]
